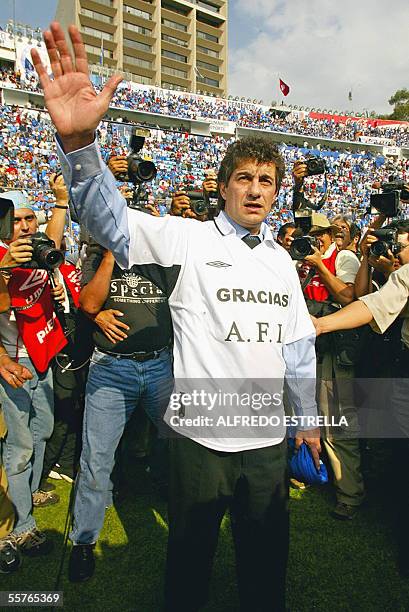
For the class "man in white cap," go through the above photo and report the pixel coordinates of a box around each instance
[298,211,364,520]
[0,189,66,557]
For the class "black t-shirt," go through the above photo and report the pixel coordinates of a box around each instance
[81,250,172,354]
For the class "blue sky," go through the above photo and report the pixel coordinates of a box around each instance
[2,0,408,115]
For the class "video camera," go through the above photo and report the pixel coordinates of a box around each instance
[119,128,157,212]
[368,228,402,259]
[368,180,409,217]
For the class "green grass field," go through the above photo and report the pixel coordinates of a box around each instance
[2,448,409,612]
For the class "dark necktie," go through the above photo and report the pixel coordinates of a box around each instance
[242,234,261,249]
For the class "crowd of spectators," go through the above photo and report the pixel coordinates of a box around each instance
[1,68,409,146]
[0,102,408,245]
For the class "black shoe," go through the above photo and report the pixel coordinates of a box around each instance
[68,544,95,583]
[331,502,360,521]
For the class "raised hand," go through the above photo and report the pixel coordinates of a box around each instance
[31,22,123,152]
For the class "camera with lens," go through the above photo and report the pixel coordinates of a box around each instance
[368,228,401,258]
[305,157,327,177]
[290,235,320,261]
[117,128,157,212]
[368,180,409,217]
[21,232,64,270]
[186,190,219,217]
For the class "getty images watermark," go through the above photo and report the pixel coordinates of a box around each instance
[167,389,348,430]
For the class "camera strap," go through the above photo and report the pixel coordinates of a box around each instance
[300,267,316,291]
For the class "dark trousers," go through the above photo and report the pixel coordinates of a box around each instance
[165,437,289,612]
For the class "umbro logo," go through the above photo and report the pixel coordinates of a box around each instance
[206,261,232,268]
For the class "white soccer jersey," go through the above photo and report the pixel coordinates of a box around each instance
[126,209,315,452]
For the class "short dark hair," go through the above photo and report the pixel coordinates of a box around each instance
[217,136,285,208]
[277,222,296,242]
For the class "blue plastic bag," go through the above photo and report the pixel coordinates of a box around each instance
[288,440,328,485]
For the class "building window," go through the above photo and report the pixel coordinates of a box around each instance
[80,8,113,23]
[162,65,187,78]
[81,27,114,41]
[197,30,218,43]
[197,59,218,73]
[93,0,113,6]
[197,75,219,87]
[124,22,152,36]
[196,1,220,13]
[131,73,152,85]
[124,5,151,20]
[162,49,187,63]
[161,18,187,32]
[124,55,152,69]
[85,44,113,59]
[162,81,187,91]
[124,38,152,52]
[162,2,190,15]
[161,33,187,47]
[197,45,218,58]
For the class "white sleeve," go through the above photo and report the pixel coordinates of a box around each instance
[127,209,189,268]
[335,250,359,284]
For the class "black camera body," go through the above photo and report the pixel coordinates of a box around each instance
[116,128,158,212]
[127,154,157,185]
[290,235,319,260]
[186,190,219,217]
[368,228,401,258]
[21,232,64,270]
[306,157,326,177]
[368,181,409,217]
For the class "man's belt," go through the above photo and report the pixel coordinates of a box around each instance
[97,345,170,363]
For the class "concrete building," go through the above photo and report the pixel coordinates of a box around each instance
[55,0,227,96]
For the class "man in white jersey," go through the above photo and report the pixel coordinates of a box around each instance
[32,23,321,612]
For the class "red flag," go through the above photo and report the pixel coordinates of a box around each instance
[279,78,290,96]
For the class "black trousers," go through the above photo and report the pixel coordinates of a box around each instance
[164,437,289,612]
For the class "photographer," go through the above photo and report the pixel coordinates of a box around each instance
[108,153,161,217]
[294,160,364,520]
[314,239,409,576]
[170,169,218,220]
[277,222,296,252]
[0,187,69,556]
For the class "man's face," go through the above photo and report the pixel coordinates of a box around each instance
[220,159,278,234]
[280,227,296,251]
[10,207,38,242]
[314,230,333,254]
[333,219,351,250]
[398,231,409,265]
